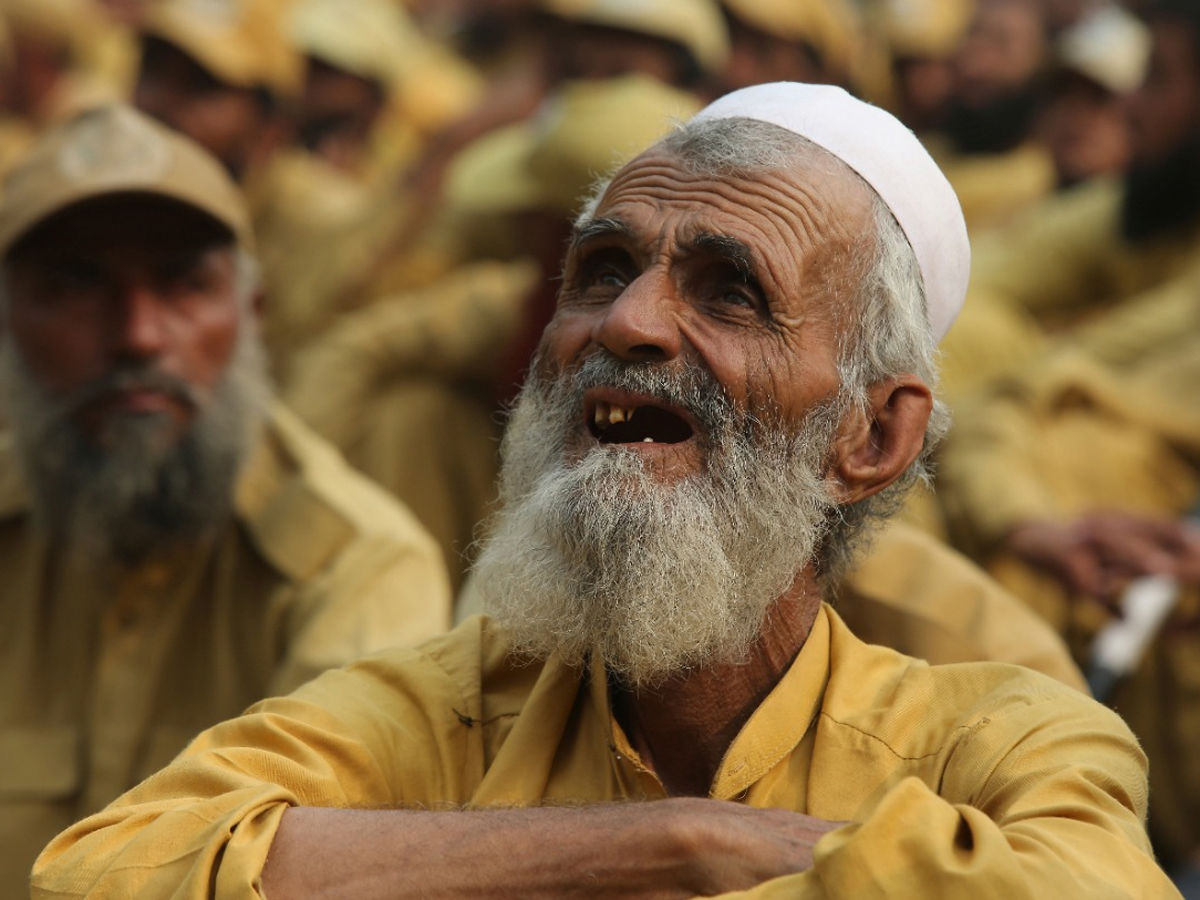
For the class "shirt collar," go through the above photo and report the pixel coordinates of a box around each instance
[592,604,833,799]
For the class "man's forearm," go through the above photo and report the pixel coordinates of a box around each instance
[261,800,837,899]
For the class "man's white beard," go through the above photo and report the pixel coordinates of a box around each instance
[476,353,844,688]
[1,325,270,567]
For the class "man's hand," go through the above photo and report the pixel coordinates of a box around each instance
[1004,512,1200,613]
[261,799,846,899]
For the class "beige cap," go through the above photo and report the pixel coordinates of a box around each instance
[447,74,701,216]
[0,103,252,257]
[876,0,973,59]
[542,0,730,74]
[1056,4,1150,95]
[141,0,303,97]
[290,0,415,90]
[722,0,864,79]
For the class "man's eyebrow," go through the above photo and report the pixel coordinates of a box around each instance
[687,232,759,281]
[570,216,632,250]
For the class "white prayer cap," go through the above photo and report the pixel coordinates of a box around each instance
[691,82,969,340]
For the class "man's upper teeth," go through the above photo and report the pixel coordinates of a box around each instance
[594,402,636,426]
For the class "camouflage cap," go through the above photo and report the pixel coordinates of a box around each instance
[542,0,730,74]
[141,0,303,97]
[0,103,252,258]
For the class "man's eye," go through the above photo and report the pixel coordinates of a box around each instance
[594,269,628,290]
[158,259,219,296]
[719,289,755,308]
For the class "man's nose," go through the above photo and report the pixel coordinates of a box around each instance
[591,272,683,362]
[111,283,168,359]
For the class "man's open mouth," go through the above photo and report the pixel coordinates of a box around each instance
[587,398,695,445]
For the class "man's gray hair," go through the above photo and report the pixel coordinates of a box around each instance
[576,116,951,578]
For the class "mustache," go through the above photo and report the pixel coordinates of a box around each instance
[54,365,200,420]
[552,352,743,439]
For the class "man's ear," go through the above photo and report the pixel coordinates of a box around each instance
[827,375,933,504]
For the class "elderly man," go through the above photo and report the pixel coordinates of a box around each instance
[34,84,1173,897]
[0,103,450,892]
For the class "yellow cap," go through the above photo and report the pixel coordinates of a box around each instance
[542,0,730,74]
[1056,4,1150,95]
[876,0,973,59]
[0,103,252,257]
[447,73,701,216]
[722,0,863,79]
[141,0,303,97]
[290,0,415,90]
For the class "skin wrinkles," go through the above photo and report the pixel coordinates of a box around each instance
[546,149,876,480]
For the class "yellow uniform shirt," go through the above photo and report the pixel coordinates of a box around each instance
[837,521,1087,691]
[926,137,1056,235]
[33,605,1173,897]
[0,401,451,892]
[938,334,1200,864]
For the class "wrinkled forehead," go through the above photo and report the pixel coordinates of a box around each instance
[578,145,877,262]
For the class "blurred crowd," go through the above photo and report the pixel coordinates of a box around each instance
[2,0,1200,892]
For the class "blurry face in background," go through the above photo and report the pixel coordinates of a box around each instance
[5,33,72,121]
[944,0,1048,151]
[1120,16,1200,241]
[134,36,276,181]
[718,14,824,95]
[4,196,244,444]
[545,21,696,88]
[1127,19,1200,166]
[892,55,957,132]
[296,59,386,173]
[954,0,1048,107]
[1037,72,1131,185]
[0,196,266,563]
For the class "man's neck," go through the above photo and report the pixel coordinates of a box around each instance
[611,571,824,797]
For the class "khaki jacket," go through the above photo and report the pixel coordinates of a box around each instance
[0,401,450,891]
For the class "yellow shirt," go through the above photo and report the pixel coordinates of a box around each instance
[33,605,1173,897]
[938,334,1200,864]
[837,522,1087,692]
[926,137,1056,235]
[0,402,451,893]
